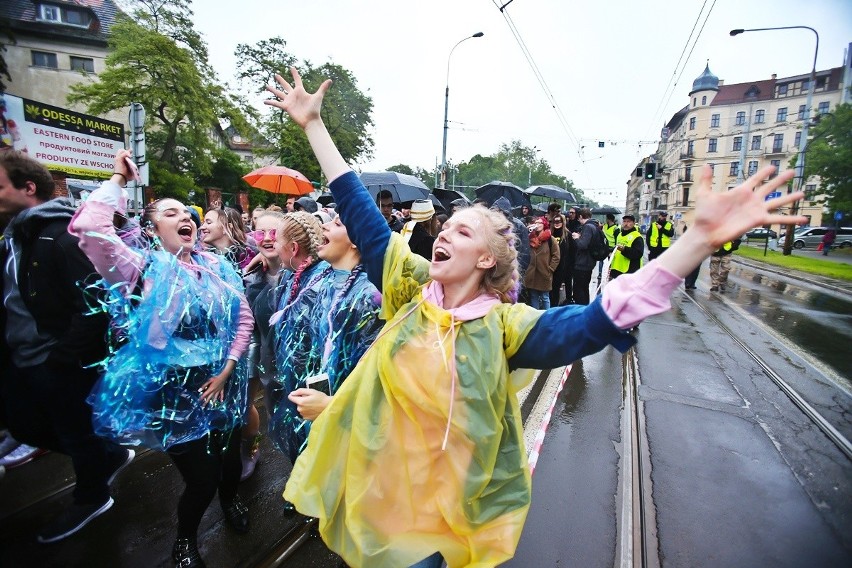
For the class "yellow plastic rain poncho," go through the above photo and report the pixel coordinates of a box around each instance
[285,234,544,568]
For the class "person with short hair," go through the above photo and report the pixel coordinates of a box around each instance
[0,150,133,544]
[571,208,597,305]
[648,211,674,260]
[377,190,403,232]
[609,214,644,280]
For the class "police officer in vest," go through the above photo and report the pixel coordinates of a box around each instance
[647,211,674,260]
[599,213,619,281]
[609,214,644,280]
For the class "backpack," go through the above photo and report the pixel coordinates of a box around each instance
[588,225,610,261]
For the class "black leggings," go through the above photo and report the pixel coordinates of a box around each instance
[167,429,242,538]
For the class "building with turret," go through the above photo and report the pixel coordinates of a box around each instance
[636,56,849,233]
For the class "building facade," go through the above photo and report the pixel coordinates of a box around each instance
[634,55,850,234]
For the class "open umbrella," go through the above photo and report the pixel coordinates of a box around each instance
[359,171,430,204]
[432,188,470,212]
[242,165,314,195]
[316,191,335,206]
[474,181,530,209]
[525,184,576,203]
[428,194,447,215]
[591,206,622,215]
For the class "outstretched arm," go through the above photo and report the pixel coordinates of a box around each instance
[265,68,349,184]
[655,165,804,278]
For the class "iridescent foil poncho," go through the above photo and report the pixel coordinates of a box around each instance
[282,171,642,568]
[268,262,382,462]
[69,187,252,450]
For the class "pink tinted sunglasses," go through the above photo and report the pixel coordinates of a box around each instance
[249,229,277,242]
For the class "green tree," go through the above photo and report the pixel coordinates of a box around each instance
[234,37,374,183]
[804,103,852,217]
[67,0,248,199]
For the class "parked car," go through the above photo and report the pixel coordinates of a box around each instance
[744,228,778,239]
[775,226,852,249]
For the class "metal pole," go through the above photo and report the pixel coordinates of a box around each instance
[730,26,819,255]
[441,32,483,189]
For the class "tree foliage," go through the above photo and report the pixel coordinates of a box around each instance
[234,37,374,184]
[67,0,248,198]
[804,103,852,218]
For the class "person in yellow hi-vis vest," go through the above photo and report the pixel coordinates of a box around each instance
[609,214,644,280]
[647,211,674,260]
[600,213,619,281]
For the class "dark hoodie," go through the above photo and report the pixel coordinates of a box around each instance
[492,197,530,275]
[1,199,108,368]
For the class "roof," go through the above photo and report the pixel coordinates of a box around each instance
[0,0,122,47]
[710,66,844,107]
[689,62,719,95]
[665,105,689,131]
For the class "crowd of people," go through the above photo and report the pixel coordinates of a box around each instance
[0,65,805,568]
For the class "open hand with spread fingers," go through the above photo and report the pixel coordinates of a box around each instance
[265,67,332,130]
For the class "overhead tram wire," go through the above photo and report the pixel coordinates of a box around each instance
[489,0,593,185]
[643,0,709,139]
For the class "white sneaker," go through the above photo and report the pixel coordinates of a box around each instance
[0,432,21,459]
[0,444,47,468]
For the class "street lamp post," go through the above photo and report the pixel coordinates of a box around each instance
[441,31,484,189]
[528,146,539,186]
[730,26,819,256]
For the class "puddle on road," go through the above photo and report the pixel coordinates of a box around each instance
[726,265,852,379]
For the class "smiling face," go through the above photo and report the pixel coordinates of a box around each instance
[430,208,495,287]
[318,217,359,268]
[145,199,196,256]
[201,210,227,246]
[252,215,282,262]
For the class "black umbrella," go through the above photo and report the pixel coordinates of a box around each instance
[432,188,470,212]
[359,171,430,204]
[591,206,622,215]
[513,204,547,218]
[525,184,577,203]
[428,194,446,214]
[316,191,335,206]
[474,181,530,209]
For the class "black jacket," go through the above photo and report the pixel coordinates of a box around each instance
[1,200,108,369]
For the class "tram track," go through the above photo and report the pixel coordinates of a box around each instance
[682,290,852,462]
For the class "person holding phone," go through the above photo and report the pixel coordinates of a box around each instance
[266,211,382,477]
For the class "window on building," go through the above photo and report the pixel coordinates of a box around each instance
[748,160,758,176]
[735,111,746,125]
[685,166,692,181]
[816,76,827,90]
[708,138,717,152]
[732,136,742,151]
[682,187,690,207]
[702,96,707,105]
[70,56,94,73]
[37,3,92,27]
[776,107,787,122]
[777,84,788,96]
[730,162,740,176]
[689,117,696,130]
[805,184,817,201]
[794,131,802,147]
[31,50,58,68]
[687,140,694,155]
[770,159,781,177]
[772,134,783,153]
[710,113,720,128]
[751,135,762,150]
[801,79,809,93]
[798,105,806,119]
[818,101,830,115]
[754,109,765,123]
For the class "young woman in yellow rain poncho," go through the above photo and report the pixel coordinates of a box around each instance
[265,68,805,568]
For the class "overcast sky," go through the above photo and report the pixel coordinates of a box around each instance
[193,0,851,206]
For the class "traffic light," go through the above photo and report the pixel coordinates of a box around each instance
[644,163,656,180]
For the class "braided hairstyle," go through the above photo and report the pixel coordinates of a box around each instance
[469,204,520,304]
[327,264,365,319]
[279,212,324,307]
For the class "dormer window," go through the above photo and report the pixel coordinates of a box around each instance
[37,3,93,28]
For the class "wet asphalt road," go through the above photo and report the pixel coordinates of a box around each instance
[508,262,851,567]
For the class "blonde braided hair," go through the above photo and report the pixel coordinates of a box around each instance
[281,211,323,260]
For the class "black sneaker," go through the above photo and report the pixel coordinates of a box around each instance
[172,537,206,568]
[107,448,135,486]
[36,497,114,543]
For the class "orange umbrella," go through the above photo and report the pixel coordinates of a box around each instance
[242,165,315,195]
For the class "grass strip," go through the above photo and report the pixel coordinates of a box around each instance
[735,246,852,281]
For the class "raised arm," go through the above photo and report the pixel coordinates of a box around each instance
[68,149,145,294]
[655,165,803,278]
